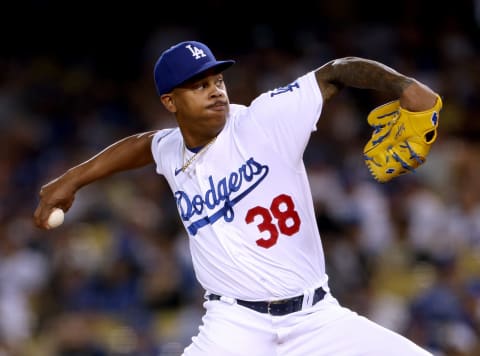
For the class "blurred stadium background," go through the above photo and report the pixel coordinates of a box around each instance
[1,1,480,355]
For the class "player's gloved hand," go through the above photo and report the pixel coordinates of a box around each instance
[363,94,443,183]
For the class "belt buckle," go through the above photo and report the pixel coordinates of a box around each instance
[267,298,288,315]
[267,301,274,315]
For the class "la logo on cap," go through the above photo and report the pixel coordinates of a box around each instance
[186,44,207,60]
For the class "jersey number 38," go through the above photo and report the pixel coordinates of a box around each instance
[245,194,301,249]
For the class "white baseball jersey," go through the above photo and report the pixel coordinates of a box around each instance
[151,71,327,301]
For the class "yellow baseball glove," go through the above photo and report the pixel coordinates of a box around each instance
[363,95,443,183]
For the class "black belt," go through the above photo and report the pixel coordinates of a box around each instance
[208,287,326,316]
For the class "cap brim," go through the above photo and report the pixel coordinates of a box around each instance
[175,60,235,89]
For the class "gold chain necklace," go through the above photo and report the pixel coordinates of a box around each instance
[181,136,217,172]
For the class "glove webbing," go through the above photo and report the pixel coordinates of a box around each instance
[391,141,424,172]
[364,140,422,172]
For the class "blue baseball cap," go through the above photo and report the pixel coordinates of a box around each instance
[154,41,235,96]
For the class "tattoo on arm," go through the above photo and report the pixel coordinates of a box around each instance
[322,57,414,97]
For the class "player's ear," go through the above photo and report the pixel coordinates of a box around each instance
[160,94,176,113]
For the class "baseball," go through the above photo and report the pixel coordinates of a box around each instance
[47,208,64,228]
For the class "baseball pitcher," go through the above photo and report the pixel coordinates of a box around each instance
[34,41,441,355]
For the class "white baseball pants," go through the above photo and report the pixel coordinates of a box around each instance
[182,293,433,355]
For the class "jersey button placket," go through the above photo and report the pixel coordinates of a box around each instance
[195,165,206,190]
[194,165,211,222]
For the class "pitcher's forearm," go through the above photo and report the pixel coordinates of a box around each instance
[62,131,157,190]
